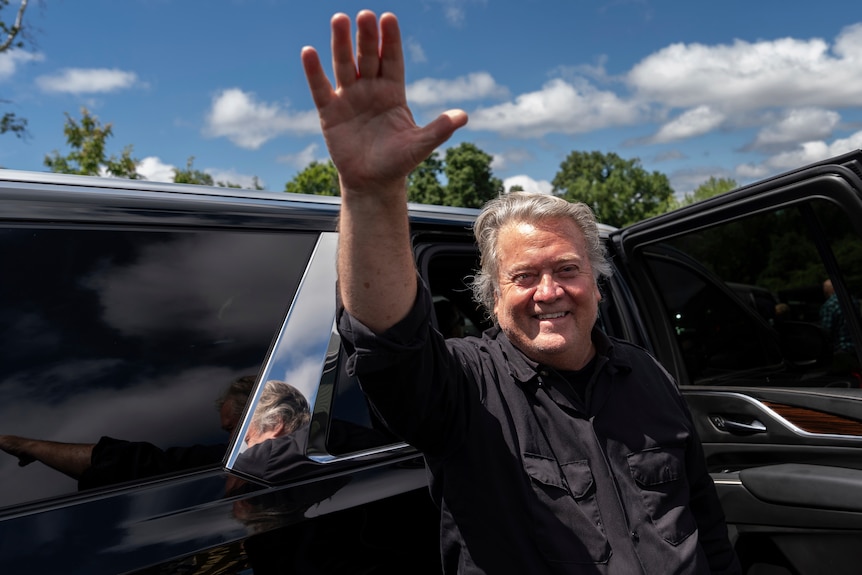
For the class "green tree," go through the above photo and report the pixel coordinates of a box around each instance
[44,108,140,179]
[173,156,214,185]
[681,176,738,206]
[407,152,446,205]
[442,142,503,208]
[174,157,264,190]
[284,160,339,196]
[552,151,675,228]
[1,0,32,138]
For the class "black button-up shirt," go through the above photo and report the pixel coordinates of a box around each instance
[339,285,739,574]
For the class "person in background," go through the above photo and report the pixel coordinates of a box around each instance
[301,10,740,574]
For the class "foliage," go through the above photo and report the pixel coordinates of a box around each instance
[407,152,446,205]
[1,0,31,139]
[0,111,26,138]
[680,176,738,207]
[405,142,502,208]
[551,150,675,228]
[43,108,140,179]
[284,160,339,196]
[441,143,504,208]
[173,157,264,189]
[173,156,214,185]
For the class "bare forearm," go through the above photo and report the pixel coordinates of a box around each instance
[338,185,417,333]
[0,435,94,479]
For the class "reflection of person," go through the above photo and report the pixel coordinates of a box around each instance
[0,375,255,489]
[230,380,312,482]
[303,11,739,574]
[244,380,311,448]
[820,279,854,353]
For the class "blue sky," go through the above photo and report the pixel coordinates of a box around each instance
[2,0,862,197]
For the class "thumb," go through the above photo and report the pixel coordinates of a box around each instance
[413,109,469,158]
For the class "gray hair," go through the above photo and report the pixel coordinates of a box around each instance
[215,375,256,419]
[470,192,612,320]
[251,380,311,435]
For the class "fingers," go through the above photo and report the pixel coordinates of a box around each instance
[301,46,333,111]
[378,13,405,84]
[331,13,357,89]
[413,109,469,163]
[356,10,380,79]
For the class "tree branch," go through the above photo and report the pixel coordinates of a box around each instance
[0,0,30,53]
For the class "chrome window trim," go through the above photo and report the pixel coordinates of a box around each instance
[225,232,339,469]
[307,442,415,465]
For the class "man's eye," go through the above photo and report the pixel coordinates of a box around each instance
[512,273,533,285]
[558,265,578,276]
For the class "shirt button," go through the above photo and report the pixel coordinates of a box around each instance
[630,531,639,543]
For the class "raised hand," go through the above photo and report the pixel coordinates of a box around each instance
[301,10,467,197]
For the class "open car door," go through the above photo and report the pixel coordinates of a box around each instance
[609,150,862,575]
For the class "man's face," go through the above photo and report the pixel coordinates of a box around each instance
[244,419,285,448]
[220,399,239,435]
[493,217,601,371]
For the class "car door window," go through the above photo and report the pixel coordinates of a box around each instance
[0,226,315,509]
[638,198,861,387]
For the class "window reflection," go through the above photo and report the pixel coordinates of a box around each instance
[0,227,315,509]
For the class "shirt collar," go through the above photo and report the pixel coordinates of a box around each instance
[490,325,632,386]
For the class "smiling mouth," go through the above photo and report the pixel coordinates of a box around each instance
[535,312,567,320]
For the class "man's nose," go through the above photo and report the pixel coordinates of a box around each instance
[534,273,561,301]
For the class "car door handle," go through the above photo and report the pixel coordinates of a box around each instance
[709,414,767,435]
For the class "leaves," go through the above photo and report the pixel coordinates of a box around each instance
[43,108,141,179]
[552,150,675,228]
[284,160,340,196]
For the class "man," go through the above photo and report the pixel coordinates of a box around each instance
[301,11,739,574]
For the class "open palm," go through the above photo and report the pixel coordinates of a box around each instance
[302,11,466,194]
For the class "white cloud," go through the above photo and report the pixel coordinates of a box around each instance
[440,2,466,26]
[406,37,427,63]
[736,129,862,179]
[36,68,139,94]
[650,105,726,144]
[203,88,320,149]
[277,143,328,170]
[208,168,264,190]
[137,156,176,182]
[490,148,534,172]
[407,72,508,107]
[503,174,553,195]
[751,108,840,150]
[469,78,643,138]
[628,23,862,112]
[0,50,42,82]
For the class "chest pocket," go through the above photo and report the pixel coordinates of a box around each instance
[627,446,697,545]
[522,452,610,564]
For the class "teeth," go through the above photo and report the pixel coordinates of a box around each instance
[536,312,566,320]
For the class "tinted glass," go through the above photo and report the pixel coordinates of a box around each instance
[0,226,315,509]
[640,199,861,386]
